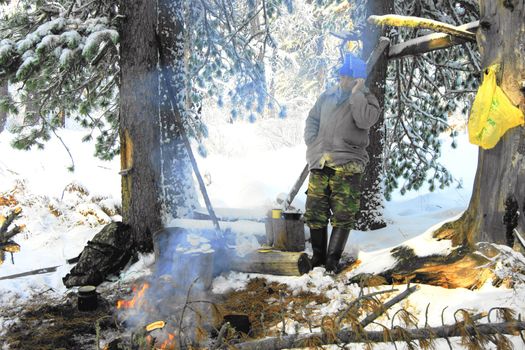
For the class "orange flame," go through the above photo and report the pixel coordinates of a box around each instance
[158,333,176,350]
[146,332,176,350]
[116,283,150,309]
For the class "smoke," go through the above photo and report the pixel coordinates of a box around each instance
[116,226,235,348]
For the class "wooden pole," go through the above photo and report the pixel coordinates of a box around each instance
[388,21,480,59]
[367,15,477,42]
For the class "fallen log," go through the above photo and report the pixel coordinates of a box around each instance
[367,15,476,42]
[230,250,311,276]
[349,245,497,290]
[227,321,525,349]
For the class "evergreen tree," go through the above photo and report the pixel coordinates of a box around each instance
[0,0,294,250]
[0,0,120,167]
[381,0,480,198]
[0,0,483,237]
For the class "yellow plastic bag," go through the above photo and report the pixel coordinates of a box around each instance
[468,65,524,149]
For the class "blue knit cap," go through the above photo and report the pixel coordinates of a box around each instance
[339,53,367,79]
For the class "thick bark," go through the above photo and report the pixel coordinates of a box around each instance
[435,0,525,246]
[119,0,162,251]
[356,0,393,231]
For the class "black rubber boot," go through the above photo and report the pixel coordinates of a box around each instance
[325,227,350,273]
[309,227,327,267]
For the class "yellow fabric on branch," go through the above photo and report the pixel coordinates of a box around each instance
[468,65,524,149]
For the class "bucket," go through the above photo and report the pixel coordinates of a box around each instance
[268,211,305,251]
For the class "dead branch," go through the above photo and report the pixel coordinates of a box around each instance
[368,15,476,42]
[336,288,399,325]
[2,226,22,243]
[212,322,230,350]
[360,285,419,328]
[227,320,525,350]
[0,207,22,243]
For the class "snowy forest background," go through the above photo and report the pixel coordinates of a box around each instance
[3,0,525,349]
[0,0,480,203]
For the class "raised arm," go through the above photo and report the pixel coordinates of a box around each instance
[351,91,380,129]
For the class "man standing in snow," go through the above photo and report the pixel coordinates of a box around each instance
[304,53,380,273]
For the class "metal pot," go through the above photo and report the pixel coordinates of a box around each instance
[78,285,98,311]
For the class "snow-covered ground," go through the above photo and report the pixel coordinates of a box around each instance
[1,119,524,348]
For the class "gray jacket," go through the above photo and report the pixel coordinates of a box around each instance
[304,86,380,170]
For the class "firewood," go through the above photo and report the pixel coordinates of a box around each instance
[230,250,311,276]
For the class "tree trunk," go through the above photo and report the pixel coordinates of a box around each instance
[435,0,525,247]
[356,0,393,231]
[0,81,7,133]
[157,0,199,222]
[119,0,162,252]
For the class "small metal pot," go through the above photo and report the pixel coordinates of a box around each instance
[223,314,251,335]
[78,285,98,311]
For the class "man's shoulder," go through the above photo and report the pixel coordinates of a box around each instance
[324,86,339,96]
[316,86,338,102]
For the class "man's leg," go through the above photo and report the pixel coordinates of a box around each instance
[304,169,332,267]
[326,170,362,272]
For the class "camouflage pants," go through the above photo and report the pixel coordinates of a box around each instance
[304,166,362,230]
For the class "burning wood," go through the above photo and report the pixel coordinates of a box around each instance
[116,283,150,309]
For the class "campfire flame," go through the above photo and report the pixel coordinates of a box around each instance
[146,331,176,349]
[116,283,150,309]
[158,333,176,349]
[117,284,177,349]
